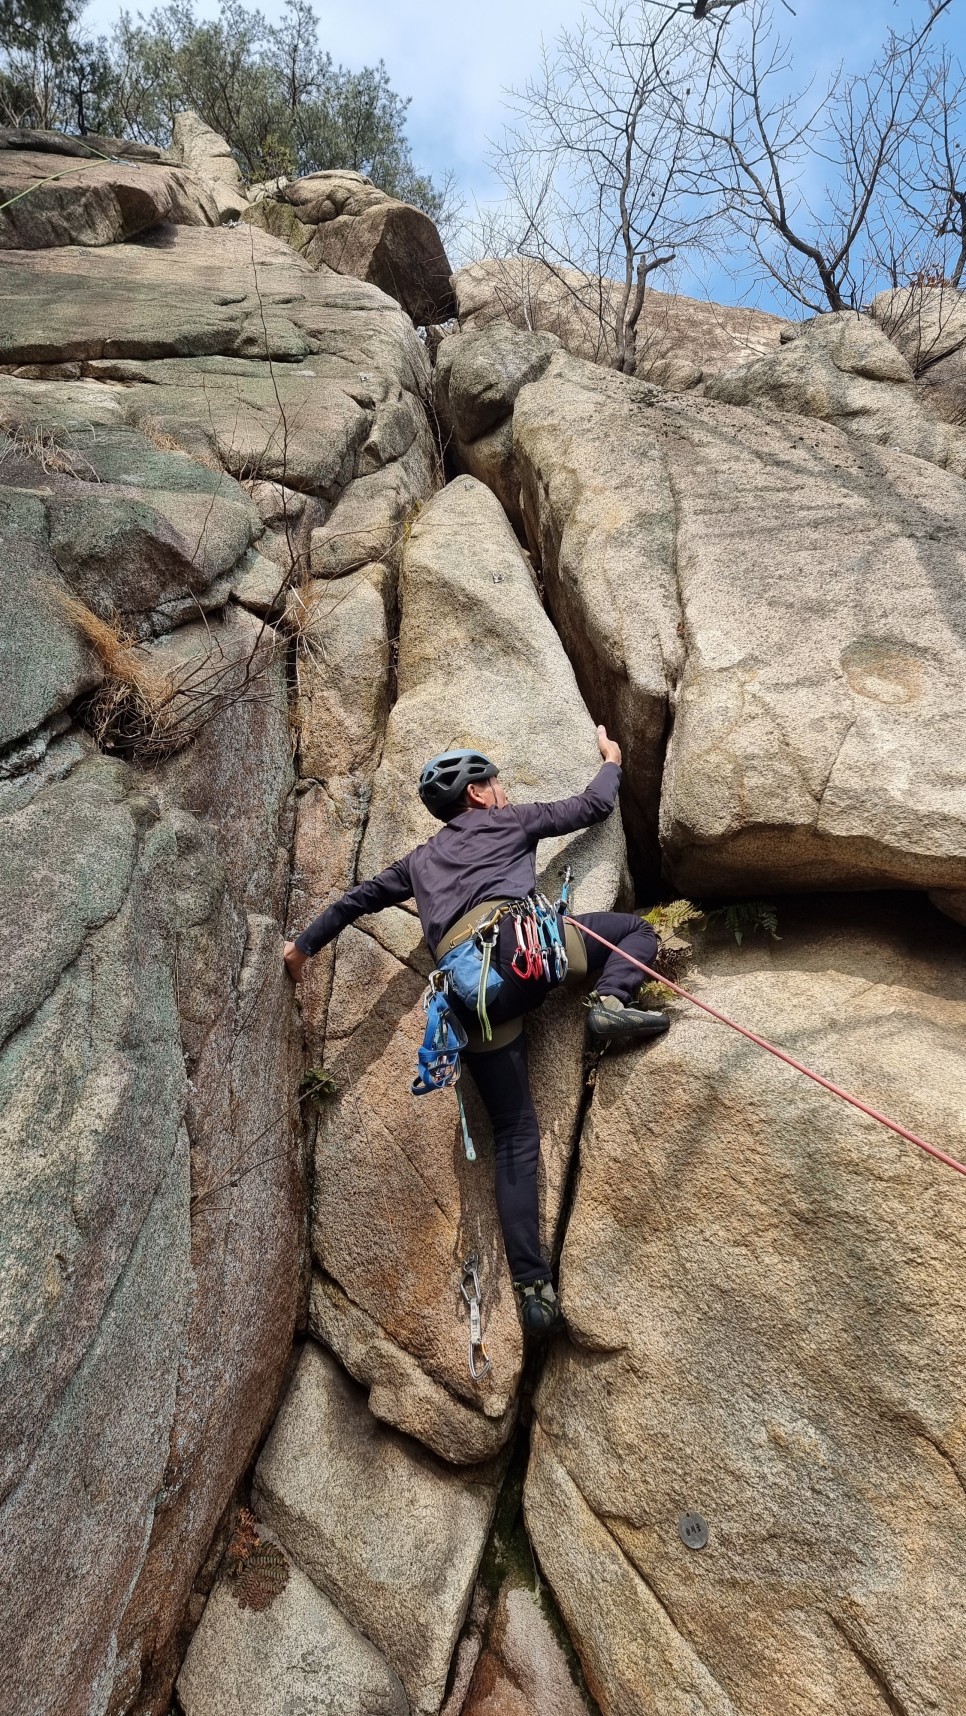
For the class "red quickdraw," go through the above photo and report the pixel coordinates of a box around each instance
[511,906,545,980]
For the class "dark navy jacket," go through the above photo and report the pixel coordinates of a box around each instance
[294,762,621,959]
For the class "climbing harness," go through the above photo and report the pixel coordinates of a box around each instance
[437,881,573,1043]
[565,918,966,1181]
[460,1252,491,1380]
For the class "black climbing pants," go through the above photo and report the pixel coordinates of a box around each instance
[464,910,658,1283]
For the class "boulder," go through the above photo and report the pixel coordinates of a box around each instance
[247,168,456,325]
[434,323,560,524]
[306,476,627,1461]
[439,328,966,893]
[872,283,966,427]
[177,1558,408,1716]
[0,146,217,249]
[708,310,966,477]
[254,1341,503,1715]
[453,256,786,388]
[462,1580,594,1716]
[163,110,249,223]
[527,897,966,1716]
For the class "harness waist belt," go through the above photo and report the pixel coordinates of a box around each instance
[435,899,516,962]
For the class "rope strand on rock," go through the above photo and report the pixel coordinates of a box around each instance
[565,917,966,1180]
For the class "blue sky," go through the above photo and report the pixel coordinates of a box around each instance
[81,0,966,307]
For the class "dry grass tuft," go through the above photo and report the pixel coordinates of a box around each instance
[0,417,101,482]
[55,591,275,764]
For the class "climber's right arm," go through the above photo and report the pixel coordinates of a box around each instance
[284,856,414,980]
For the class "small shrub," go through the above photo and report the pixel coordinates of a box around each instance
[705,901,780,944]
[224,1507,290,1612]
[298,1066,339,1105]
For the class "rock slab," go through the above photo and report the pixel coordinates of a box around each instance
[254,1341,502,1714]
[528,899,966,1716]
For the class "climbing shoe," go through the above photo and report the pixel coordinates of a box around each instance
[586,991,670,1046]
[514,1278,564,1340]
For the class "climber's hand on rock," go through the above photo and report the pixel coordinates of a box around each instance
[597,725,622,767]
[284,940,308,983]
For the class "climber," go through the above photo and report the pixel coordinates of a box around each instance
[283,727,669,1337]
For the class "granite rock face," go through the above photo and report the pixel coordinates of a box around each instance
[438,329,966,895]
[872,282,966,427]
[461,1580,594,1716]
[308,476,627,1463]
[708,310,966,477]
[453,256,786,388]
[177,1559,408,1716]
[527,900,966,1716]
[0,138,217,249]
[254,1342,503,1714]
[0,199,442,1716]
[11,148,966,1716]
[163,111,249,223]
[248,168,457,325]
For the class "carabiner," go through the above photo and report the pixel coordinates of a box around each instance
[460,1253,491,1382]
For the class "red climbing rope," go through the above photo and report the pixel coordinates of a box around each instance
[565,917,966,1180]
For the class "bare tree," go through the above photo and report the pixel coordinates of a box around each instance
[482,0,732,374]
[690,0,958,313]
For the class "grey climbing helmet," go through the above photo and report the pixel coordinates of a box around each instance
[418,749,498,821]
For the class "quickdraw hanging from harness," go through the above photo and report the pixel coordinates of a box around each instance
[460,1252,491,1381]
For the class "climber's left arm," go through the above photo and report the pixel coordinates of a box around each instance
[283,856,414,981]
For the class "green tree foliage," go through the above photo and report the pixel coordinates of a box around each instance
[0,0,446,220]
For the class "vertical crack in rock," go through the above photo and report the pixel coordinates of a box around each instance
[826,1616,911,1716]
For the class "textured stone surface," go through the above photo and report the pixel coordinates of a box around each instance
[655,396,966,893]
[163,111,248,222]
[462,1580,593,1716]
[0,223,432,385]
[0,602,302,1716]
[453,256,786,387]
[0,754,195,1716]
[512,350,679,874]
[248,168,456,325]
[527,899,966,1716]
[307,476,627,1459]
[254,1341,502,1714]
[177,1558,408,1716]
[0,486,99,749]
[708,311,966,476]
[441,329,966,892]
[872,283,966,427]
[434,324,560,524]
[0,145,216,248]
[0,372,262,639]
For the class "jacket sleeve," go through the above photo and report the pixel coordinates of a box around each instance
[511,762,622,843]
[293,855,414,956]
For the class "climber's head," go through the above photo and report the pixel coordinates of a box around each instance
[418,749,506,821]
